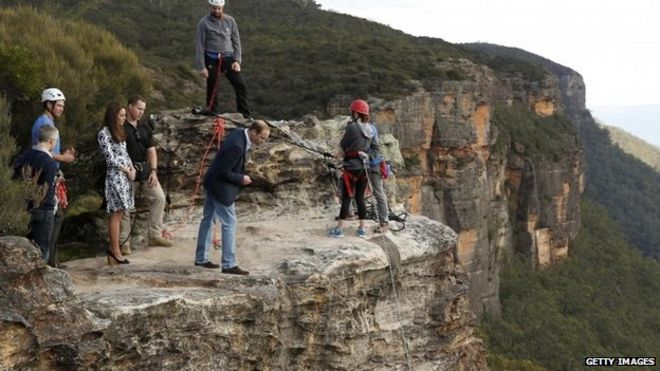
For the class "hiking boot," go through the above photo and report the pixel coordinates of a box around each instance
[120,241,131,256]
[222,266,249,275]
[357,228,367,239]
[328,227,345,238]
[149,236,173,247]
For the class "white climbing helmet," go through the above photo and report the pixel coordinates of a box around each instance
[41,88,66,102]
[208,0,225,6]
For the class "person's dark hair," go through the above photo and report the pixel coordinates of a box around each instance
[127,95,146,106]
[104,102,127,143]
[352,112,369,122]
[42,101,55,111]
[249,120,269,134]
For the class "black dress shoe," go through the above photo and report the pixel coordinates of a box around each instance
[195,261,220,269]
[221,266,249,275]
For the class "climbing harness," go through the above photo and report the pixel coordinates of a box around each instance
[331,162,407,232]
[341,168,368,199]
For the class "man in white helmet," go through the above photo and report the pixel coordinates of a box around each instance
[194,0,252,119]
[31,87,75,267]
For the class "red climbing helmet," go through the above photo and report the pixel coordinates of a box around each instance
[349,99,369,115]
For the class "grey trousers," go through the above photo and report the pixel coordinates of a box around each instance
[368,168,389,225]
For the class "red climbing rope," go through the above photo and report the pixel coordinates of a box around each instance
[206,55,223,113]
[168,117,226,248]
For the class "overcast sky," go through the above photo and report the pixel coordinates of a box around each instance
[315,0,660,108]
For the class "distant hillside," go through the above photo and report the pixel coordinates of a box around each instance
[579,109,660,258]
[4,0,479,118]
[485,198,660,369]
[591,105,660,147]
[600,122,660,172]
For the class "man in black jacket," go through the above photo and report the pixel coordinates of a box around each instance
[194,120,269,274]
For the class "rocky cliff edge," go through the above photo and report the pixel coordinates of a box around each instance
[1,113,487,371]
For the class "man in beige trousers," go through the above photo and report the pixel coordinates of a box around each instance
[120,95,173,253]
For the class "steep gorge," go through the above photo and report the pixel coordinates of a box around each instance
[0,1,597,365]
[359,57,584,318]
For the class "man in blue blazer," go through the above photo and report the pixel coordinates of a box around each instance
[194,120,270,274]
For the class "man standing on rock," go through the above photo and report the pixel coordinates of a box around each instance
[194,120,269,274]
[31,88,75,267]
[195,0,252,119]
[120,95,173,253]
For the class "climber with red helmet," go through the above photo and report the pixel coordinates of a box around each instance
[329,99,374,238]
[30,88,76,268]
[195,0,251,119]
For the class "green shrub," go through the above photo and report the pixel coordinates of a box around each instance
[487,354,547,371]
[403,153,421,170]
[580,118,660,258]
[0,6,153,196]
[0,95,30,236]
[462,43,550,82]
[2,0,467,118]
[65,191,103,218]
[483,199,660,369]
[492,104,578,161]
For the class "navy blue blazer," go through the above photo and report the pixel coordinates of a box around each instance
[13,148,58,211]
[203,128,247,206]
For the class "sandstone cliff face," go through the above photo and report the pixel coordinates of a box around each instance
[1,49,587,367]
[369,58,583,318]
[1,214,486,370]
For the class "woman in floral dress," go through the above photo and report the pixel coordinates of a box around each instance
[97,102,136,265]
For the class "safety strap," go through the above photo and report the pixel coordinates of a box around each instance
[55,173,68,209]
[342,169,367,198]
[344,151,361,159]
[205,54,224,112]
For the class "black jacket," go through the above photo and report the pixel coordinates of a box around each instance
[340,121,373,171]
[13,148,58,210]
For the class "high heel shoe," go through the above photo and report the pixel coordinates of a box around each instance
[107,249,130,265]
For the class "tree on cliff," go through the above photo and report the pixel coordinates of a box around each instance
[1,0,472,118]
[0,6,153,196]
[0,95,30,236]
[484,199,660,369]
